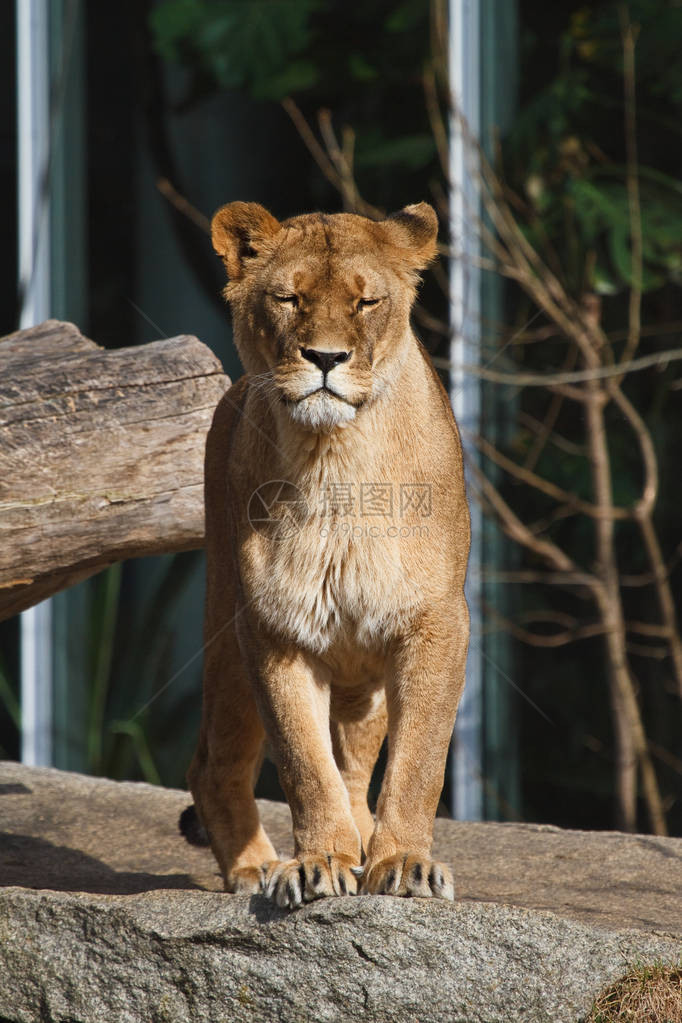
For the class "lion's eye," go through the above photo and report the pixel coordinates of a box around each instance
[273,294,299,308]
[357,297,381,312]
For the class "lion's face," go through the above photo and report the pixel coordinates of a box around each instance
[212,203,438,432]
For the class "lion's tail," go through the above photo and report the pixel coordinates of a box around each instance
[178,803,210,846]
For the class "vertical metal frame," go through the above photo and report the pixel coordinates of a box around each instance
[17,0,53,765]
[449,0,483,819]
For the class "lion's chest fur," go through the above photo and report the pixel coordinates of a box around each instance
[230,342,462,659]
[244,522,417,654]
[240,446,424,654]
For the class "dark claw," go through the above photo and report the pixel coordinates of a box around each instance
[412,863,423,883]
[286,880,298,906]
[338,873,347,895]
[312,865,322,887]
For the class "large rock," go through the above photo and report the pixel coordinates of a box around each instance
[0,762,680,1023]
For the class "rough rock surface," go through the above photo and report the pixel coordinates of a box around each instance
[0,763,680,1023]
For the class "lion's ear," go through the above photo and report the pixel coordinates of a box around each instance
[382,202,439,270]
[211,201,281,280]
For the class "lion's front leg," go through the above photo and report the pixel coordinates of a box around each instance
[361,597,469,901]
[247,639,363,908]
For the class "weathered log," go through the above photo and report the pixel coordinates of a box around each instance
[0,320,231,620]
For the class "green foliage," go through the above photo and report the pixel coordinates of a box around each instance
[150,0,321,101]
[572,1,682,105]
[109,719,161,786]
[355,130,436,171]
[97,552,203,787]
[43,555,202,787]
[507,0,682,295]
[0,650,20,745]
[149,0,437,193]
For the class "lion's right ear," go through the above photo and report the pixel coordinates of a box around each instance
[381,202,439,271]
[211,201,281,280]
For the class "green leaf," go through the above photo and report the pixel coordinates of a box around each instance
[149,0,321,99]
[591,264,620,296]
[385,0,426,33]
[348,53,378,83]
[149,0,205,62]
[0,655,20,730]
[356,132,436,171]
[255,60,318,100]
[110,719,162,787]
[607,222,635,286]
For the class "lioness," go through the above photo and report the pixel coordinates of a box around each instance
[186,200,470,908]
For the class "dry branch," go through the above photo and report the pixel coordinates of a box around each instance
[0,320,230,620]
[434,346,682,386]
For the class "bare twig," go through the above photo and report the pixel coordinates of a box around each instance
[607,319,682,344]
[483,603,607,647]
[412,305,450,337]
[620,542,682,586]
[466,429,630,521]
[468,461,586,578]
[423,66,449,179]
[609,385,658,515]
[437,346,682,386]
[649,741,682,776]
[637,515,682,698]
[281,98,383,220]
[518,411,585,457]
[582,289,666,834]
[618,8,643,379]
[318,109,361,213]
[481,569,597,594]
[626,641,669,660]
[156,177,210,233]
[523,346,577,471]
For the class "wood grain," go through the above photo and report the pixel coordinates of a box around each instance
[0,320,231,620]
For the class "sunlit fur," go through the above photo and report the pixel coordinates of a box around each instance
[188,201,470,907]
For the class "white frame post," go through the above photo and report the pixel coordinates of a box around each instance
[449,0,483,819]
[17,0,53,766]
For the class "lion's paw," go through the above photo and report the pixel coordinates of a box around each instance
[263,854,361,909]
[227,862,277,895]
[361,853,454,900]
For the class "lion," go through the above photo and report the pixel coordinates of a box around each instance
[184,200,470,908]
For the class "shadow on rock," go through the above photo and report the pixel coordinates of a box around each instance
[0,833,203,894]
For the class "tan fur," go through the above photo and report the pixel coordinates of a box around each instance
[188,201,470,906]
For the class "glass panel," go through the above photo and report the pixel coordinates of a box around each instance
[479,0,522,819]
[5,4,520,824]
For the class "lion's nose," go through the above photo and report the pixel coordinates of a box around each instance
[300,348,351,375]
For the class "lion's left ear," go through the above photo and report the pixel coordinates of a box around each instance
[381,202,439,270]
[211,201,281,281]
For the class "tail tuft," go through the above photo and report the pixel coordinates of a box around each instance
[179,803,210,846]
